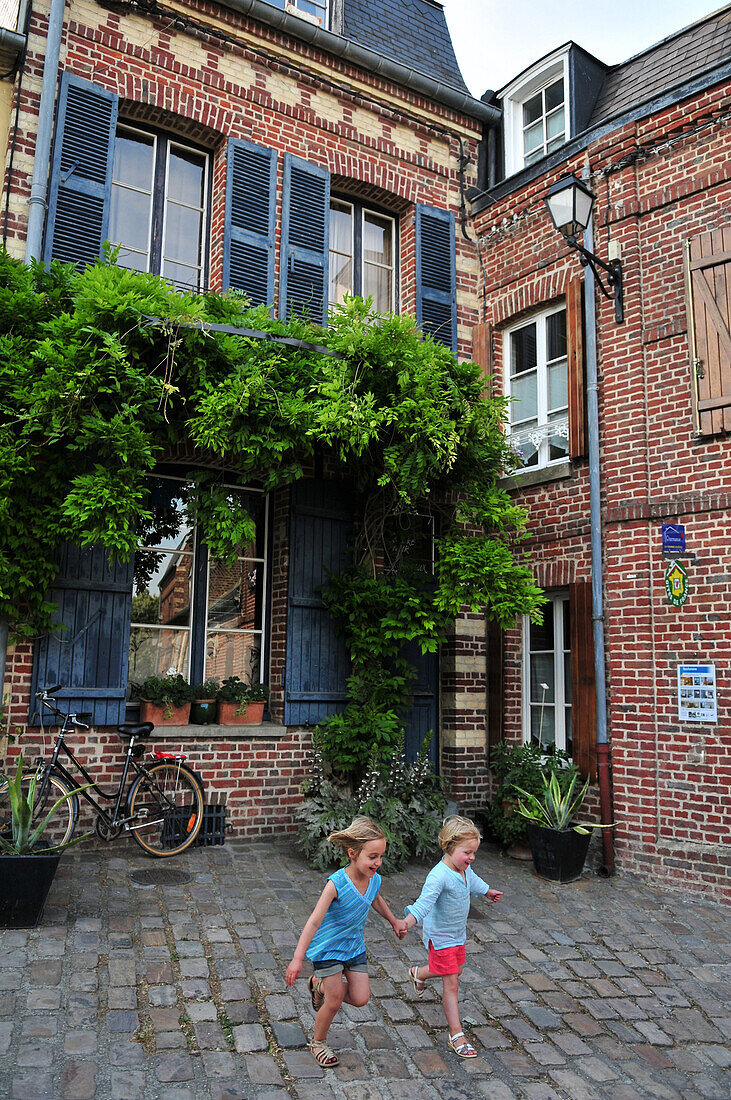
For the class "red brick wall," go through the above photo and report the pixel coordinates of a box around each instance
[474,79,731,900]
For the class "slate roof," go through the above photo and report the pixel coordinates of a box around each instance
[342,0,468,94]
[589,5,731,127]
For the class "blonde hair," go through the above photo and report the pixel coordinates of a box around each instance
[328,816,386,855]
[439,815,481,854]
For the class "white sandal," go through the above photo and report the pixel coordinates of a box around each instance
[448,1031,478,1058]
[408,964,427,999]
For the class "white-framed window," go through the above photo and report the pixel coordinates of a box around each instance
[523,593,572,753]
[284,0,328,26]
[501,47,570,176]
[110,125,209,292]
[129,477,269,695]
[505,302,568,470]
[329,198,396,313]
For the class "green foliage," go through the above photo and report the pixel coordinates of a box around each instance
[216,676,251,704]
[514,771,613,834]
[0,756,89,854]
[296,738,446,874]
[190,679,220,700]
[488,741,580,847]
[138,674,194,708]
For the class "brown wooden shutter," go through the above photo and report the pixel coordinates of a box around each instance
[569,581,597,780]
[567,277,587,458]
[471,321,493,394]
[486,617,503,751]
[686,229,731,436]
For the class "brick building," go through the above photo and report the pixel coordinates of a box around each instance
[468,7,731,899]
[0,1,501,834]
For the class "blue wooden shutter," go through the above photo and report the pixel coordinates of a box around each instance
[222,138,277,307]
[43,72,118,266]
[415,204,457,351]
[279,154,330,323]
[30,543,134,726]
[284,481,352,726]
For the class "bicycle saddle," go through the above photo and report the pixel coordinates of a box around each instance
[117,722,154,740]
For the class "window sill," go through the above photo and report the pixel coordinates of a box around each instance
[150,722,288,740]
[499,459,573,490]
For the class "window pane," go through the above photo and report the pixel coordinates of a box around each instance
[530,612,554,653]
[511,324,537,375]
[363,262,392,311]
[545,78,564,112]
[128,626,190,689]
[531,704,555,747]
[207,559,263,631]
[329,251,353,306]
[222,488,267,559]
[564,651,572,704]
[530,657,555,702]
[110,186,153,254]
[515,436,538,468]
[163,260,202,291]
[164,204,203,268]
[548,361,568,411]
[565,707,572,754]
[113,131,154,190]
[511,372,538,420]
[330,203,353,257]
[363,212,392,266]
[546,107,565,143]
[523,120,544,155]
[548,418,569,462]
[167,148,206,207]
[205,630,260,684]
[547,309,567,360]
[523,91,543,126]
[563,600,571,649]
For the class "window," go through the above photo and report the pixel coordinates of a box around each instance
[278,0,328,25]
[506,303,568,469]
[501,49,570,175]
[109,126,209,291]
[523,594,572,754]
[129,477,268,696]
[329,199,396,313]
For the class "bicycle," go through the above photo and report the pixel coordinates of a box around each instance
[0,685,205,857]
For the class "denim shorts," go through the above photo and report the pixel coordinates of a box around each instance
[311,950,368,978]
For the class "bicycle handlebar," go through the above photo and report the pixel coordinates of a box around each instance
[35,686,90,729]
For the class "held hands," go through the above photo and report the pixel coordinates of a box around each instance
[285,957,302,987]
[486,888,503,903]
[393,918,409,939]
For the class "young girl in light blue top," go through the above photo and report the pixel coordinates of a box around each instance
[286,816,406,1068]
[401,815,503,1058]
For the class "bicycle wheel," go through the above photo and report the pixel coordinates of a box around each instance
[127,761,203,857]
[0,768,78,850]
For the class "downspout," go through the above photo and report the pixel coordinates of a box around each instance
[582,168,615,874]
[24,0,66,262]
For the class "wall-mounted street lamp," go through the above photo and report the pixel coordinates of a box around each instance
[545,174,624,323]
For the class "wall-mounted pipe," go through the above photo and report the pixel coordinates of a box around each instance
[24,0,65,261]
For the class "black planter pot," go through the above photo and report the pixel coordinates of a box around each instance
[526,823,591,883]
[190,699,216,725]
[0,853,62,927]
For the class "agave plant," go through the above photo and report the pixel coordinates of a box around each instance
[513,771,594,834]
[0,758,89,855]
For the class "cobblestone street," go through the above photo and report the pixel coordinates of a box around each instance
[1,839,729,1100]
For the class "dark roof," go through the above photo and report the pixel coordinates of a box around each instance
[589,5,731,126]
[342,0,468,94]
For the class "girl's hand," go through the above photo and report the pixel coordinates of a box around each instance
[394,918,409,939]
[486,888,502,903]
[285,958,302,986]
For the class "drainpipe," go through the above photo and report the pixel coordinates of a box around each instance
[24,0,66,262]
[582,171,615,875]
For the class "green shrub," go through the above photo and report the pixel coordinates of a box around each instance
[138,674,194,708]
[488,741,580,848]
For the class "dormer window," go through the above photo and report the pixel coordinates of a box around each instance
[283,0,328,26]
[501,46,570,176]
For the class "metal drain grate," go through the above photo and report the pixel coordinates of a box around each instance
[129,868,192,887]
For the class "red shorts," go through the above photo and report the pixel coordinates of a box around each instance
[427,940,465,975]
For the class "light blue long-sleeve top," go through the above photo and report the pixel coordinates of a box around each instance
[405,860,489,950]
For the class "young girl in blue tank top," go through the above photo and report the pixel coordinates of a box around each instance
[286,816,406,1068]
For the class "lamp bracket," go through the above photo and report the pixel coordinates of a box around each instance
[566,236,624,323]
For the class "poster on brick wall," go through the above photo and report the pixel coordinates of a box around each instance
[677,664,717,723]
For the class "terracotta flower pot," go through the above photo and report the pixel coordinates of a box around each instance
[139,700,191,726]
[217,700,265,726]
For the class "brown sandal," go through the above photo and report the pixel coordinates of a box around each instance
[307,974,325,1011]
[309,1039,339,1067]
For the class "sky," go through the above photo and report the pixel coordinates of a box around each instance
[442,0,724,96]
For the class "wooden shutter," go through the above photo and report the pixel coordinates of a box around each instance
[279,154,330,323]
[567,276,587,458]
[43,73,118,266]
[31,543,134,726]
[686,229,731,436]
[486,617,503,751]
[569,581,597,780]
[415,204,457,352]
[284,480,352,726]
[222,138,277,307]
[471,321,493,393]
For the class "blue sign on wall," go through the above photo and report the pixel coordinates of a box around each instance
[662,524,686,553]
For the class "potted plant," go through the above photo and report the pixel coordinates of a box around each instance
[0,757,89,927]
[488,742,579,857]
[512,771,613,883]
[216,677,267,725]
[189,679,220,725]
[138,673,194,726]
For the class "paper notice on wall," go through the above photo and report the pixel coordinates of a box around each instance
[677,664,717,723]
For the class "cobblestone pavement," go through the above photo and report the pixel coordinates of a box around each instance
[1,839,730,1100]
